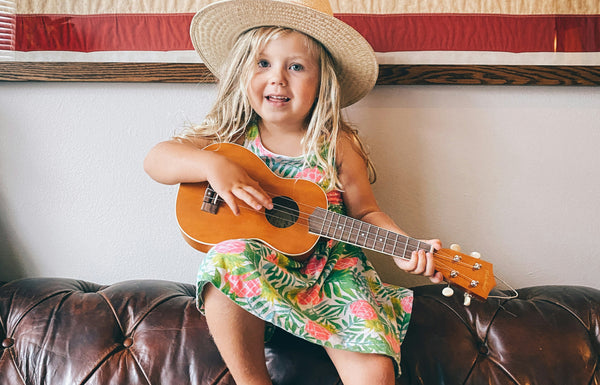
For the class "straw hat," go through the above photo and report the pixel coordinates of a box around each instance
[190,0,378,107]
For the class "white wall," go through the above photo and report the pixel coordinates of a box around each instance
[1,82,599,293]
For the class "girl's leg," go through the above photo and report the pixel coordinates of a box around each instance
[324,347,396,385]
[203,283,272,385]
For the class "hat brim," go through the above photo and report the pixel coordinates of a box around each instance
[190,0,378,107]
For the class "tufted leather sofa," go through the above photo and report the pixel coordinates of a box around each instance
[0,278,598,384]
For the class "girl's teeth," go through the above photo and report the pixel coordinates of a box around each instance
[268,96,290,101]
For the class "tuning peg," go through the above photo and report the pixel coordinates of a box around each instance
[450,244,461,252]
[470,251,481,259]
[442,286,454,297]
[463,293,472,306]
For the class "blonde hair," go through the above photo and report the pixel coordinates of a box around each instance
[176,26,376,188]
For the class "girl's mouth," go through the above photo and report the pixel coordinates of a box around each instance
[266,95,291,102]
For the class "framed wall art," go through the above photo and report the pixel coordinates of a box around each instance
[1,0,599,85]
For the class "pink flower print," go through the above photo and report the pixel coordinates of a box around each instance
[213,240,246,254]
[297,285,323,306]
[401,296,413,314]
[326,190,343,205]
[305,320,331,341]
[266,251,278,264]
[333,256,358,270]
[224,272,262,298]
[254,137,271,157]
[295,167,325,184]
[350,300,378,320]
[300,256,326,276]
[385,333,401,354]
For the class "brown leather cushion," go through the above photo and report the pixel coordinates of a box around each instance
[0,278,598,384]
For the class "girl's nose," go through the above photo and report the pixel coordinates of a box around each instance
[270,66,287,86]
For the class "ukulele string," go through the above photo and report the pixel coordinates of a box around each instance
[229,196,428,258]
[219,191,496,294]
[434,260,478,284]
[208,186,485,265]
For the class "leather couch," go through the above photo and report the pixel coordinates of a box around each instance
[0,277,598,384]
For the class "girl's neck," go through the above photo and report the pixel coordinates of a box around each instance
[257,121,306,157]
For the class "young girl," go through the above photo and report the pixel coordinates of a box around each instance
[145,1,443,384]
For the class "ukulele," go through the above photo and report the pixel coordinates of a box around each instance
[176,143,496,302]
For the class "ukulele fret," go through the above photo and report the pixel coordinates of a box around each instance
[381,230,393,255]
[334,213,343,239]
[348,217,357,244]
[341,216,349,242]
[358,222,368,247]
[368,223,376,249]
[375,227,383,252]
[325,210,333,238]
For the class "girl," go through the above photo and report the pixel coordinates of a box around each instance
[145,1,443,384]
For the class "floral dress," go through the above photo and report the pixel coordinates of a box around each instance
[196,124,413,373]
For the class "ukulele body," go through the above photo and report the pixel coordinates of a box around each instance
[176,143,328,259]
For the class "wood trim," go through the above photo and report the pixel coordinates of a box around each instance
[1,62,599,86]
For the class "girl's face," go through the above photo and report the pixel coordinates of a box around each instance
[248,31,320,132]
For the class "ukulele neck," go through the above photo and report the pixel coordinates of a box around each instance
[308,207,430,260]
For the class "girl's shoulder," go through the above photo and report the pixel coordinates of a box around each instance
[334,130,360,165]
[335,127,377,184]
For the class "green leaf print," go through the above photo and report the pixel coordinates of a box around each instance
[212,252,247,271]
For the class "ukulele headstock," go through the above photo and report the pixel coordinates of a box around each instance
[434,244,496,304]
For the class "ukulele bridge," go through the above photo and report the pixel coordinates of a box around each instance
[201,185,220,214]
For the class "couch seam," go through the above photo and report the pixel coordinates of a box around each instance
[78,344,124,385]
[97,291,188,336]
[6,348,27,385]
[2,289,73,337]
[463,296,521,385]
[210,367,230,385]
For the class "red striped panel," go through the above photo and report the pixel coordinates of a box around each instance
[338,14,557,52]
[15,13,600,53]
[556,16,600,52]
[16,14,194,52]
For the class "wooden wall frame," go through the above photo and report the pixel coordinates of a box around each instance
[0,62,599,85]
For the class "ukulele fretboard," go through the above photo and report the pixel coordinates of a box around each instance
[308,207,430,261]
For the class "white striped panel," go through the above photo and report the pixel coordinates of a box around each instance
[16,0,600,15]
[15,50,600,66]
[0,0,15,60]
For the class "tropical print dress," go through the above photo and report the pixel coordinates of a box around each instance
[196,124,413,373]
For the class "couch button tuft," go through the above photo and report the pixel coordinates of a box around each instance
[123,337,133,348]
[2,338,14,348]
[478,342,489,355]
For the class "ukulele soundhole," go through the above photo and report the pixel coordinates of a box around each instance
[265,196,299,229]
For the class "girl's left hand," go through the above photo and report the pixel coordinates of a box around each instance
[394,239,444,283]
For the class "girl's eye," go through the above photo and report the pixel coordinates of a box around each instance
[258,60,269,68]
[289,63,304,71]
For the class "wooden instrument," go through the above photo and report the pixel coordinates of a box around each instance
[176,143,496,301]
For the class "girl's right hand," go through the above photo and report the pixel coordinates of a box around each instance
[205,154,273,216]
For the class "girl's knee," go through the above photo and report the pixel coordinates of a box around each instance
[326,348,395,385]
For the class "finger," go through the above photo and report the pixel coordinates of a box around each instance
[393,253,417,271]
[429,239,442,251]
[232,187,263,211]
[429,271,444,284]
[220,192,240,216]
[423,252,437,278]
[413,250,427,275]
[243,185,273,210]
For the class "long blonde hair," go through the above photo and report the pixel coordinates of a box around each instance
[176,26,376,188]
